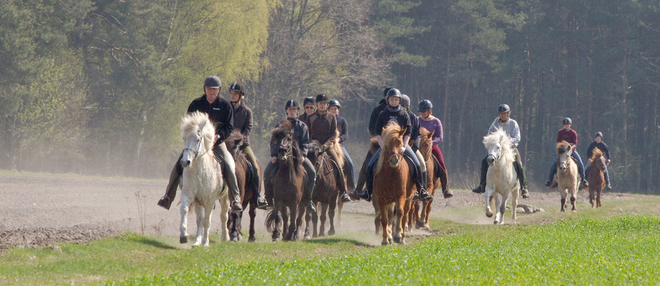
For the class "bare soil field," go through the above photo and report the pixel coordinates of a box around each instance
[0,172,634,248]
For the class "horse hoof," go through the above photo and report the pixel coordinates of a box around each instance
[180,236,188,244]
[388,237,393,244]
[231,237,238,242]
[328,230,335,236]
[486,211,493,218]
[393,236,401,244]
[248,236,256,243]
[382,240,389,246]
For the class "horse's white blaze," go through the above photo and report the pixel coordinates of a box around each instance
[482,129,519,224]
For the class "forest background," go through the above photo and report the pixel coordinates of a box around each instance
[1,0,658,193]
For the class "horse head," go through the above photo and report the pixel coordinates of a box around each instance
[557,141,573,171]
[307,141,323,166]
[483,129,512,167]
[418,128,434,160]
[590,147,607,171]
[378,123,406,172]
[180,111,215,168]
[225,131,244,160]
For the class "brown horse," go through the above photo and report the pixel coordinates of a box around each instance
[304,140,344,238]
[373,123,414,245]
[587,147,607,208]
[224,131,259,242]
[408,128,441,231]
[265,120,307,241]
[556,141,579,212]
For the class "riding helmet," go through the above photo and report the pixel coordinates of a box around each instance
[383,86,394,98]
[385,88,401,99]
[418,99,433,112]
[595,131,603,139]
[229,82,243,94]
[303,96,315,106]
[285,100,300,109]
[498,104,510,113]
[562,117,572,125]
[204,75,222,88]
[328,99,341,109]
[315,93,328,102]
[400,94,411,106]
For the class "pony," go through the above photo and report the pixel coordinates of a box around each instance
[372,123,414,245]
[304,139,344,238]
[224,131,259,242]
[482,129,519,224]
[178,111,229,246]
[265,120,306,241]
[408,127,441,231]
[555,140,580,212]
[586,147,606,208]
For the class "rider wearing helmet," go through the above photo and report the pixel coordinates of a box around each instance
[545,117,589,188]
[472,104,530,199]
[417,99,453,198]
[263,100,318,213]
[358,88,433,202]
[228,82,268,210]
[585,132,612,189]
[305,94,351,203]
[368,87,394,136]
[299,96,316,122]
[157,75,243,213]
[328,99,356,195]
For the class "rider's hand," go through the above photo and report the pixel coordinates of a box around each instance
[607,159,611,165]
[271,157,277,164]
[400,146,406,154]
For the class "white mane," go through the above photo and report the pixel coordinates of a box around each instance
[482,128,515,163]
[181,111,215,152]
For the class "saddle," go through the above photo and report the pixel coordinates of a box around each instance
[401,154,418,181]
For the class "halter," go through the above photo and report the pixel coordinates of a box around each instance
[183,134,209,160]
[388,150,404,162]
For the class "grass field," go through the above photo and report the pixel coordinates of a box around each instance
[2,193,660,285]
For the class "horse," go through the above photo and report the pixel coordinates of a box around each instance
[304,139,344,238]
[178,111,229,246]
[265,120,307,241]
[372,123,415,245]
[224,131,259,242]
[555,140,580,212]
[482,129,519,224]
[587,147,606,208]
[408,128,441,231]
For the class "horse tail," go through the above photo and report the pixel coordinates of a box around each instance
[265,209,281,233]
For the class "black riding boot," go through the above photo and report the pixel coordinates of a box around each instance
[414,170,432,202]
[513,161,529,199]
[158,153,184,210]
[359,164,374,201]
[472,157,488,194]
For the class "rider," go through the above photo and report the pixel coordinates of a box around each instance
[157,75,243,213]
[263,100,318,213]
[471,104,530,199]
[358,88,433,202]
[585,131,611,189]
[416,99,454,198]
[299,96,316,122]
[328,99,356,196]
[228,82,268,210]
[368,87,394,136]
[305,94,352,203]
[545,117,589,189]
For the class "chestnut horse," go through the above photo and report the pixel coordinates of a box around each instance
[373,123,414,245]
[555,141,580,212]
[304,140,344,238]
[408,128,441,231]
[265,120,306,241]
[225,131,259,242]
[587,147,606,208]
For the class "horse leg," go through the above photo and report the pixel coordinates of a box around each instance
[304,206,313,239]
[393,200,405,244]
[494,193,502,224]
[219,197,230,242]
[484,188,494,218]
[400,198,411,244]
[511,187,518,223]
[201,202,215,246]
[379,203,390,245]
[179,195,192,244]
[320,203,328,237]
[497,193,509,225]
[192,203,205,246]
[423,200,432,230]
[328,200,336,236]
[248,202,256,242]
[293,205,305,241]
[414,201,424,229]
[229,212,239,242]
[337,198,343,227]
[589,188,595,208]
[312,205,319,238]
[560,187,567,212]
[570,187,577,212]
[597,188,602,208]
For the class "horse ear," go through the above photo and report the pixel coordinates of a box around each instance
[429,130,435,137]
[400,127,407,137]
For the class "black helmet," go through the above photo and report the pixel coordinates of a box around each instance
[303,96,315,106]
[284,100,299,109]
[418,99,433,112]
[383,86,394,98]
[595,131,603,139]
[229,82,243,94]
[328,99,341,108]
[385,88,401,99]
[315,93,328,102]
[498,104,510,113]
[204,75,222,88]
[562,117,572,125]
[401,94,411,106]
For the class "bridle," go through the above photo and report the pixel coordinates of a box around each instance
[183,132,209,160]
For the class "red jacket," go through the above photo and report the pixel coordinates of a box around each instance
[556,128,578,146]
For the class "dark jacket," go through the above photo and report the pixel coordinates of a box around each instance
[368,99,387,136]
[336,115,348,145]
[188,95,233,145]
[375,105,412,137]
[305,110,337,148]
[270,118,310,157]
[298,113,312,123]
[232,102,253,146]
[407,110,421,152]
[586,141,610,160]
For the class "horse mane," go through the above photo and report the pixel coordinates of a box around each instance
[376,123,404,174]
[418,127,432,155]
[589,147,603,163]
[482,128,515,162]
[332,130,345,169]
[556,140,571,155]
[181,111,215,151]
[225,131,244,160]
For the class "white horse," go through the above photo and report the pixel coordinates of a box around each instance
[179,111,229,246]
[482,129,519,224]
[555,141,579,212]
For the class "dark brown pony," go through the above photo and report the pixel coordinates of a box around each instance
[224,131,259,242]
[304,140,344,238]
[408,128,440,231]
[373,123,414,245]
[265,120,306,241]
[587,147,607,208]
[355,137,379,228]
